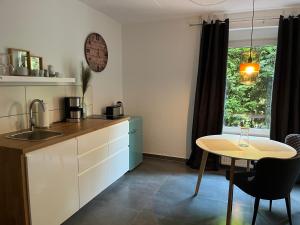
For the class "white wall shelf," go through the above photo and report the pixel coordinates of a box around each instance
[0,76,76,84]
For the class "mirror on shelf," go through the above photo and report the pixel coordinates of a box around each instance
[8,48,31,76]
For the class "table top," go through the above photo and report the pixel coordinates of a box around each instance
[196,135,297,160]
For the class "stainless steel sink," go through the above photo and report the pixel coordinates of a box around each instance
[7,130,63,141]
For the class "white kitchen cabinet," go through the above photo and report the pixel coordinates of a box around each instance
[78,121,129,208]
[26,139,79,225]
[106,148,129,185]
[78,157,110,207]
[109,135,129,156]
[109,121,129,141]
[77,128,109,155]
[78,144,109,173]
[25,120,130,224]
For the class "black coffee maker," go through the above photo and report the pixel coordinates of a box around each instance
[64,97,83,122]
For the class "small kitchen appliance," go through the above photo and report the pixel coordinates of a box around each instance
[64,97,83,122]
[88,101,125,120]
[105,101,124,119]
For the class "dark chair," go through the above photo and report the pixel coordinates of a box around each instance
[251,134,300,211]
[227,156,300,225]
[285,134,300,153]
[286,134,300,183]
[267,134,300,212]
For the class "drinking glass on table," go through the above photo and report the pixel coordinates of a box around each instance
[239,127,250,147]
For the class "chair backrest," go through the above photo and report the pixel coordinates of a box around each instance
[285,134,300,153]
[254,155,300,199]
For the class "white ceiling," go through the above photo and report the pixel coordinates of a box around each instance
[80,0,300,24]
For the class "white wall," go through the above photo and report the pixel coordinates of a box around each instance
[123,19,201,159]
[122,9,286,159]
[0,0,123,133]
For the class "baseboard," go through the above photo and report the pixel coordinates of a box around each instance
[143,153,187,163]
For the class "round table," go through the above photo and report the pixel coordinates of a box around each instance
[194,135,297,225]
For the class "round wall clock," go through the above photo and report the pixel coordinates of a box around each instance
[84,33,108,72]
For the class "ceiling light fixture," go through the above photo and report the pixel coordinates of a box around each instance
[190,0,227,6]
[239,0,260,85]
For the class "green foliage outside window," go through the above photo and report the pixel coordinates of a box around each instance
[224,46,277,129]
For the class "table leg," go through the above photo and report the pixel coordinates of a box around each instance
[226,158,236,225]
[194,151,208,196]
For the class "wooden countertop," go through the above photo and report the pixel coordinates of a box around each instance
[0,117,129,154]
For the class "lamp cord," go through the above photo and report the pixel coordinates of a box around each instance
[249,0,255,62]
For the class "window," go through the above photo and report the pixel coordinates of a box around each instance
[223,45,277,136]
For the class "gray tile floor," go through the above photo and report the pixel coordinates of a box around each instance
[63,157,300,225]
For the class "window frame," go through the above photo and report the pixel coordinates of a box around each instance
[222,38,277,138]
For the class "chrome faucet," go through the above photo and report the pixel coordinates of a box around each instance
[29,99,45,131]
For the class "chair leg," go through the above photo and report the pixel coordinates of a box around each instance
[285,195,293,225]
[269,200,272,212]
[252,198,260,225]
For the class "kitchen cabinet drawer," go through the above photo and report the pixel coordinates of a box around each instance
[78,148,129,208]
[109,135,129,156]
[109,121,129,141]
[77,128,109,155]
[78,144,109,173]
[78,159,109,208]
[107,148,129,185]
[26,139,79,225]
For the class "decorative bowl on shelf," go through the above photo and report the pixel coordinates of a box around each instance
[14,66,29,76]
[0,53,12,76]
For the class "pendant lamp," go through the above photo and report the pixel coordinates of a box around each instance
[239,0,260,85]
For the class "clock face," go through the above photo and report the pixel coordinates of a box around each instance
[84,33,108,72]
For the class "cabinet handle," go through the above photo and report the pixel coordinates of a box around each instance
[129,129,137,134]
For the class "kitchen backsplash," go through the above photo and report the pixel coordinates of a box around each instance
[0,85,93,134]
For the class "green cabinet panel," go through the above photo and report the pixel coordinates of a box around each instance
[129,116,143,170]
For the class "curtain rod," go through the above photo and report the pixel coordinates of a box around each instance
[189,17,280,27]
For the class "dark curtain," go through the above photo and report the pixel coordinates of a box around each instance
[271,15,300,143]
[187,19,229,170]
